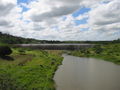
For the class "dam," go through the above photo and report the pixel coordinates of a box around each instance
[14,44,95,50]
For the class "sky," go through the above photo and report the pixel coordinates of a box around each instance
[0,0,120,41]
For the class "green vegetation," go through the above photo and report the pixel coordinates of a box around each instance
[0,32,61,44]
[69,44,120,64]
[0,48,63,90]
[63,39,120,44]
[0,32,41,44]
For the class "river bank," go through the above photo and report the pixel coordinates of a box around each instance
[69,44,120,64]
[0,48,63,90]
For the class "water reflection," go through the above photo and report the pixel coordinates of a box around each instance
[54,54,120,90]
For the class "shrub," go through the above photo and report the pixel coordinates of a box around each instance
[18,49,26,55]
[0,46,12,56]
[93,45,103,54]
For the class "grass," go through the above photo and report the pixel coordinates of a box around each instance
[69,44,120,65]
[0,48,63,90]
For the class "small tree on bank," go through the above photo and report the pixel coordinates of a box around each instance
[0,46,12,56]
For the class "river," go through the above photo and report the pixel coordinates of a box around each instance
[54,54,120,90]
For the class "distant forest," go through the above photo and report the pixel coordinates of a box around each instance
[0,32,61,44]
[0,32,120,44]
[0,32,41,44]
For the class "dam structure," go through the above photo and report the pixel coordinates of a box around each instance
[15,44,95,50]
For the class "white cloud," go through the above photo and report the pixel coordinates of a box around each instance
[0,0,16,17]
[88,0,120,40]
[23,0,107,22]
[89,0,120,26]
[0,0,120,41]
[23,0,81,22]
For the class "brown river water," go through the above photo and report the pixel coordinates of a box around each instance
[54,54,120,90]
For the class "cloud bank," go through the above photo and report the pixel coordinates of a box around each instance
[0,0,120,40]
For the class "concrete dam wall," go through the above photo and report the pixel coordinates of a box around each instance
[15,44,95,50]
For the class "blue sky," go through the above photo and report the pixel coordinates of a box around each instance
[74,18,88,26]
[72,8,90,26]
[17,0,32,4]
[17,0,30,12]
[72,7,90,17]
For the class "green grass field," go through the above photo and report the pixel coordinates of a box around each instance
[0,48,63,90]
[69,44,120,64]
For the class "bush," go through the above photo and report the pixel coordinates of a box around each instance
[18,49,26,55]
[0,46,12,56]
[93,45,103,54]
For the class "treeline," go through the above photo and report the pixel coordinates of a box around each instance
[0,32,120,44]
[63,39,120,44]
[0,32,41,44]
[0,32,62,44]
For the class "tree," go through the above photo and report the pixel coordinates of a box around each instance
[0,46,12,56]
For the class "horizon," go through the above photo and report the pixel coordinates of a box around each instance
[0,0,120,41]
[0,31,119,42]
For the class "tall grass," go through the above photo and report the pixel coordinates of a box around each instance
[0,48,63,90]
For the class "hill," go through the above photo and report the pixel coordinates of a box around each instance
[0,32,62,44]
[0,32,42,44]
